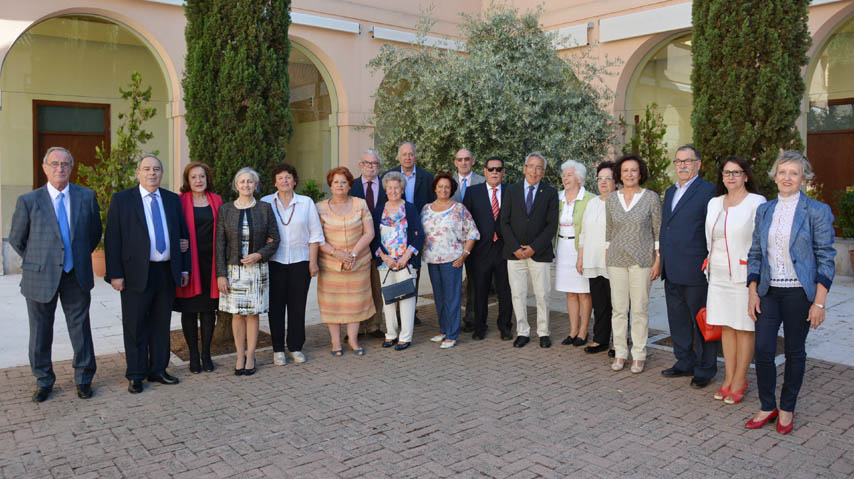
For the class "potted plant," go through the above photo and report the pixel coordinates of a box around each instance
[78,71,159,276]
[835,186,854,275]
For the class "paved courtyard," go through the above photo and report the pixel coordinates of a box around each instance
[2,292,854,478]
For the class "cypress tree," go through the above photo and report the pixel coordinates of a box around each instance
[183,0,292,197]
[691,0,810,196]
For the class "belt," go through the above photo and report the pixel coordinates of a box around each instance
[558,235,575,240]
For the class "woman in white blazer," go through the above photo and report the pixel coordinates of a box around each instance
[704,157,765,405]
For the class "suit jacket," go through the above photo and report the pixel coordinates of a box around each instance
[382,166,435,213]
[214,201,280,277]
[451,172,485,203]
[499,182,559,262]
[660,177,716,285]
[349,175,387,212]
[747,192,836,302]
[463,182,506,260]
[370,201,424,269]
[9,184,102,303]
[104,186,190,293]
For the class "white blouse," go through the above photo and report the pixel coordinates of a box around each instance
[261,193,325,264]
[768,193,801,288]
[578,196,608,279]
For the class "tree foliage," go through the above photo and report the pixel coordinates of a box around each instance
[368,5,615,186]
[78,71,158,247]
[183,0,292,198]
[622,103,670,196]
[691,0,811,197]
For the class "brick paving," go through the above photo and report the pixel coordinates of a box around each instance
[2,302,854,478]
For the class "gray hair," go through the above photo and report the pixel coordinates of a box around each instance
[676,145,701,162]
[43,146,74,166]
[137,154,163,169]
[382,171,406,190]
[232,167,261,193]
[398,141,417,157]
[362,148,382,164]
[525,152,548,168]
[560,160,586,180]
[768,150,815,181]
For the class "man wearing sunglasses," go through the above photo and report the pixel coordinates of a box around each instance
[451,149,485,333]
[463,157,514,341]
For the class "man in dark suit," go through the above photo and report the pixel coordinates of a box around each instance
[500,152,559,348]
[659,145,718,388]
[463,156,513,341]
[350,149,387,339]
[9,147,102,402]
[105,154,190,394]
[382,142,435,325]
[453,149,486,333]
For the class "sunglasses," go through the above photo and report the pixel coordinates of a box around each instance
[486,166,504,172]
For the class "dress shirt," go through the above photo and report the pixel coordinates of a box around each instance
[488,184,503,208]
[139,185,171,262]
[403,166,417,204]
[523,179,541,200]
[558,187,585,236]
[768,193,802,288]
[671,174,699,210]
[458,172,473,194]
[261,193,325,264]
[46,182,71,233]
[362,176,380,209]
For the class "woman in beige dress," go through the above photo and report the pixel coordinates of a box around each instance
[316,167,376,356]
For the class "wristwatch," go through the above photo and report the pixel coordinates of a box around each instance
[350,252,357,259]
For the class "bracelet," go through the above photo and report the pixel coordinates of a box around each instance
[814,303,825,309]
[462,250,470,256]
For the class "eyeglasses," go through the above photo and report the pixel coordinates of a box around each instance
[721,170,744,178]
[455,156,473,162]
[673,158,698,166]
[525,165,545,172]
[486,166,504,172]
[360,161,380,167]
[597,176,614,182]
[47,162,72,170]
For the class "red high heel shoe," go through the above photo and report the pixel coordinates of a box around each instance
[745,409,778,429]
[724,381,748,405]
[713,385,730,401]
[776,412,794,435]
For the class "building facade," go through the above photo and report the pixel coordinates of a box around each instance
[1,0,852,273]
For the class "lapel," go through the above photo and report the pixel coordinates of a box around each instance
[789,193,808,250]
[132,186,148,231]
[38,187,63,242]
[760,199,776,254]
[668,178,701,223]
[529,183,549,216]
[68,184,82,242]
[160,188,177,240]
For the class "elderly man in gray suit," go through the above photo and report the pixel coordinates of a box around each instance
[9,147,102,402]
[451,149,485,333]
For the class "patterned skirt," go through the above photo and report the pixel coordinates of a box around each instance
[219,262,269,315]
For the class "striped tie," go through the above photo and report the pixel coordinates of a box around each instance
[491,187,499,242]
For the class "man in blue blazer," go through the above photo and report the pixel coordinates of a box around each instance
[10,147,102,402]
[659,146,718,388]
[104,154,190,394]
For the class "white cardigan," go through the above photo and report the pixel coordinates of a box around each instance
[704,193,766,283]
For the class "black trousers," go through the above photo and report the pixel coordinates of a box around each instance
[26,270,96,387]
[665,279,718,379]
[268,261,311,352]
[589,275,612,346]
[471,246,513,336]
[462,258,476,327]
[120,261,175,380]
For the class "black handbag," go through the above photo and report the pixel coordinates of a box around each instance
[380,265,417,304]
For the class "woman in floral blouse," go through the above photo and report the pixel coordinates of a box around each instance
[371,172,424,351]
[421,173,480,349]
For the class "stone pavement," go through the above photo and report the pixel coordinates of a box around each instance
[2,297,854,478]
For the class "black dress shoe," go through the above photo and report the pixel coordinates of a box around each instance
[189,361,202,374]
[572,337,587,347]
[461,324,475,333]
[394,341,411,351]
[128,380,143,394]
[77,384,93,399]
[472,331,486,340]
[202,356,215,372]
[561,335,576,345]
[500,331,513,341]
[661,367,693,378]
[540,336,552,348]
[234,368,245,376]
[32,386,52,403]
[584,343,609,354]
[148,372,180,385]
[414,316,422,326]
[608,349,616,358]
[513,336,530,348]
[690,376,712,389]
[382,339,397,348]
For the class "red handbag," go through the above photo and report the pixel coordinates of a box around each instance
[696,307,722,342]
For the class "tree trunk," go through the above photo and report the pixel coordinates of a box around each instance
[213,311,234,344]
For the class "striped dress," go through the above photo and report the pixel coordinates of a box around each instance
[316,196,376,323]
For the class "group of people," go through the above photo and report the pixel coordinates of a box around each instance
[12,143,835,435]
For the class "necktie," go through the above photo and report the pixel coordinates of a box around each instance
[526,185,534,215]
[491,187,500,242]
[56,192,73,272]
[365,180,375,215]
[149,192,167,254]
[461,178,467,200]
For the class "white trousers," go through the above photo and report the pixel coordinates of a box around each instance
[608,265,651,361]
[507,258,551,338]
[380,267,417,343]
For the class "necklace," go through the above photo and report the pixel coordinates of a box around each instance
[274,197,296,226]
[235,198,256,209]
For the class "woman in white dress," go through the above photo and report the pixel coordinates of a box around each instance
[554,160,595,346]
[705,157,765,404]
